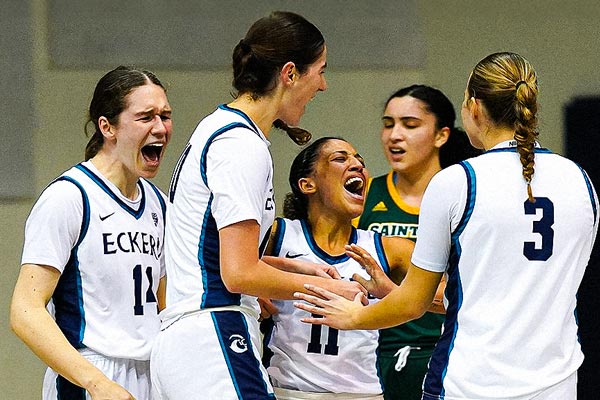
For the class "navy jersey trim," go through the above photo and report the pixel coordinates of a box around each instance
[145,179,167,225]
[373,232,391,276]
[196,121,258,310]
[199,122,254,186]
[300,219,353,264]
[578,166,598,223]
[52,176,90,349]
[198,194,241,309]
[211,311,276,399]
[57,374,86,400]
[270,217,286,256]
[75,163,146,219]
[169,142,192,203]
[485,146,552,155]
[423,161,476,398]
[219,104,261,135]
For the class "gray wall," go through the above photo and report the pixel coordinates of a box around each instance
[3,0,600,398]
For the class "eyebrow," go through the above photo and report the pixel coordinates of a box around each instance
[331,150,364,160]
[134,108,172,117]
[381,115,421,121]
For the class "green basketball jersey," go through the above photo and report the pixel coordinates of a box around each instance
[357,172,443,353]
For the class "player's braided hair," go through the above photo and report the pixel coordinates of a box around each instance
[273,119,312,146]
[468,52,539,202]
[284,136,346,220]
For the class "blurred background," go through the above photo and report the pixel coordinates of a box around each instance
[2,1,599,398]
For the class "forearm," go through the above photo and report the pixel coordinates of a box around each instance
[352,266,441,329]
[262,256,304,273]
[10,303,109,392]
[352,285,429,330]
[225,259,339,299]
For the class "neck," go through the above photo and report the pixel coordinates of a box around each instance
[306,212,354,256]
[479,126,515,151]
[90,154,139,200]
[228,92,281,136]
[393,159,441,208]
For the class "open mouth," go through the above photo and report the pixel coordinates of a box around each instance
[141,143,163,163]
[389,148,406,155]
[344,176,364,197]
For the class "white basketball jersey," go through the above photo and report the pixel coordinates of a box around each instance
[411,141,599,399]
[22,161,166,360]
[161,105,275,321]
[266,218,388,394]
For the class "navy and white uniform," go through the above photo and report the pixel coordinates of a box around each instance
[412,141,599,400]
[266,217,388,398]
[21,161,166,400]
[151,105,276,399]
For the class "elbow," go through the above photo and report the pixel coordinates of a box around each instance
[221,272,248,294]
[9,301,25,339]
[404,302,429,322]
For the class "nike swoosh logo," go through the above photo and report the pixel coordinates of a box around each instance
[285,251,308,259]
[99,212,115,221]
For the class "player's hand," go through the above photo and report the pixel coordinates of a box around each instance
[294,284,365,330]
[87,376,135,400]
[345,244,397,298]
[322,278,369,305]
[291,260,340,279]
[313,263,341,279]
[257,297,279,321]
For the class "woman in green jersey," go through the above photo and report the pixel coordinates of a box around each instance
[355,85,479,399]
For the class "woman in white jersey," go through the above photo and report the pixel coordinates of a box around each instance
[150,11,366,400]
[294,52,599,400]
[10,66,173,400]
[263,136,446,400]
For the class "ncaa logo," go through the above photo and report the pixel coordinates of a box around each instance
[229,334,248,354]
[152,212,158,226]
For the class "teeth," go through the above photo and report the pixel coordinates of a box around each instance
[147,143,163,148]
[344,177,364,195]
[345,177,363,186]
[390,148,403,154]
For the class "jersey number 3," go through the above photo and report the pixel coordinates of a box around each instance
[523,197,554,261]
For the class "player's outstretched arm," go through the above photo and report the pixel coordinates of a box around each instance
[294,257,443,330]
[219,219,366,302]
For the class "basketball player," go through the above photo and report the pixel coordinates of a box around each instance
[355,85,479,400]
[150,12,366,400]
[10,66,172,400]
[295,52,599,400]
[263,137,445,399]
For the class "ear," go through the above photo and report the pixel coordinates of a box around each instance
[434,126,450,149]
[468,97,481,120]
[280,61,296,86]
[298,177,316,194]
[98,116,116,140]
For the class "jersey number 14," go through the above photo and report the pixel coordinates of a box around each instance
[133,265,157,315]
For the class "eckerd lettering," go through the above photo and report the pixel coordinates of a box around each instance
[102,232,162,259]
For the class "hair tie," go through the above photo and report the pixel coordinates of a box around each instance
[515,80,527,90]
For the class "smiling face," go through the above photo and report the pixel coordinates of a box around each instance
[104,82,173,180]
[280,47,328,126]
[304,139,367,219]
[380,96,447,177]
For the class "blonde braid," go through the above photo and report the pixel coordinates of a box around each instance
[513,78,539,202]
